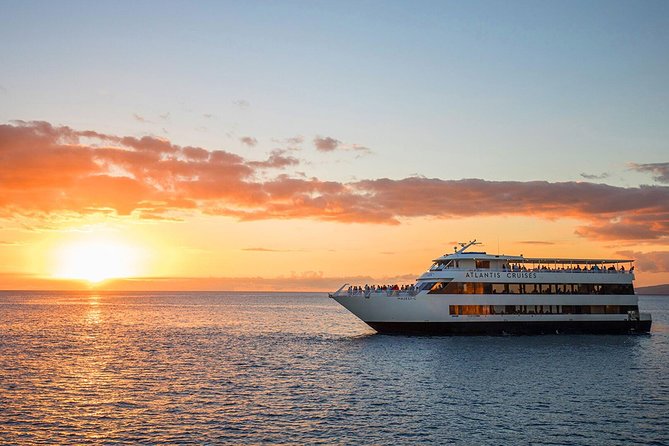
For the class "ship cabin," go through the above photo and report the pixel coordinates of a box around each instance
[417,241,636,297]
[427,240,634,275]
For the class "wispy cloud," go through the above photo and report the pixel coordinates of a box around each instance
[580,172,609,180]
[314,136,372,156]
[242,247,298,252]
[349,144,373,158]
[286,136,304,145]
[629,162,669,183]
[1,121,668,243]
[132,113,152,123]
[0,272,420,291]
[517,241,556,245]
[616,250,669,272]
[233,99,250,109]
[240,136,258,147]
[248,150,299,169]
[273,136,304,149]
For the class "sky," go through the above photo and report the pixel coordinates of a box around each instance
[1,0,668,290]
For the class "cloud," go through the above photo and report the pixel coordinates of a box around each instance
[350,144,373,156]
[351,177,669,239]
[615,250,669,273]
[0,272,420,291]
[286,136,304,145]
[240,136,258,147]
[132,113,152,123]
[314,136,340,152]
[313,136,372,156]
[1,121,668,244]
[580,172,609,180]
[518,241,555,245]
[182,146,210,161]
[242,247,296,252]
[630,162,669,183]
[233,99,250,109]
[248,150,299,169]
[273,136,304,149]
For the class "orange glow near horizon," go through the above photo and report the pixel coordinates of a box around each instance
[0,215,661,290]
[52,239,143,283]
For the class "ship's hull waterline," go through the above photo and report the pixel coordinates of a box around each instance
[366,319,651,335]
[332,293,652,335]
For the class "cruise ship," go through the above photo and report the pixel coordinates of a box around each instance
[330,240,652,335]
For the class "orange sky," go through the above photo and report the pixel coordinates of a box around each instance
[0,121,667,290]
[1,3,668,290]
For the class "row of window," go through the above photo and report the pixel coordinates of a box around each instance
[424,282,634,295]
[449,305,638,316]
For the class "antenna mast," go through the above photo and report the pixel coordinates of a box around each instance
[454,239,481,254]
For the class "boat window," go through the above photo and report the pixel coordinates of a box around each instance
[541,284,554,294]
[418,282,437,291]
[426,281,635,295]
[427,281,455,294]
[507,284,522,294]
[490,283,506,294]
[449,304,639,315]
[431,282,446,292]
[463,282,484,294]
[475,260,490,269]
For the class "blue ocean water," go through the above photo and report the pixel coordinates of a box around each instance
[0,292,667,445]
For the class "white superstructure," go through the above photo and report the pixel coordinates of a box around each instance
[330,240,652,335]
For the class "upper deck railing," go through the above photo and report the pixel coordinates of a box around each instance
[428,265,634,274]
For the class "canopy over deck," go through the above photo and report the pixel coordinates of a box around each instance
[518,257,634,265]
[432,240,634,265]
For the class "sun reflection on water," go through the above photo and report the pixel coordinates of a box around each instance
[84,295,101,325]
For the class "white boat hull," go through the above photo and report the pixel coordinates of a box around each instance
[332,292,651,335]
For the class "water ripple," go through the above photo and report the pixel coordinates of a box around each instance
[0,292,667,444]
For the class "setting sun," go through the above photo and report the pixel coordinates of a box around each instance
[53,240,141,283]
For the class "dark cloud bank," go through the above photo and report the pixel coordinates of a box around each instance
[1,121,668,245]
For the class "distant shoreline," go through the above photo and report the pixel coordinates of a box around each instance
[636,285,669,296]
[0,288,668,296]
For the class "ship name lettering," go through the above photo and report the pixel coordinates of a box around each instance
[465,272,501,279]
[506,272,537,279]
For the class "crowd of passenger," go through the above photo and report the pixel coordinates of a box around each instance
[502,263,633,273]
[433,263,633,273]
